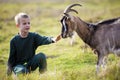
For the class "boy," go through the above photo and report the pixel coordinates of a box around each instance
[7,12,61,75]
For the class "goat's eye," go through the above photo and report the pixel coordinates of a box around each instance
[60,20,62,23]
[60,18,64,22]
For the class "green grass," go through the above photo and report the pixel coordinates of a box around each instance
[0,0,120,80]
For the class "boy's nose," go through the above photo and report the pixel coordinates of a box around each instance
[26,25,30,28]
[25,24,30,27]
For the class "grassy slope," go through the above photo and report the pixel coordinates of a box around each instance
[0,0,120,80]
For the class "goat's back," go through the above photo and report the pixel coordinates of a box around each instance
[91,18,120,54]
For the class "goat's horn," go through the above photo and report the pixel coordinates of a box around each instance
[64,4,82,14]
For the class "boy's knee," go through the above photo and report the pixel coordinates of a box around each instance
[37,52,46,60]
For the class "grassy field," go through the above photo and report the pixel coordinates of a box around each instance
[0,0,120,80]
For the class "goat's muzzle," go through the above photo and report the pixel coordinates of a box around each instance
[61,31,74,38]
[61,32,67,38]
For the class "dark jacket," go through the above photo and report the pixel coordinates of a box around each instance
[8,32,54,71]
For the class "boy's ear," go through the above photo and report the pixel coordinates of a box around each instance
[16,24,19,28]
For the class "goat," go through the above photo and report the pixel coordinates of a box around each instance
[60,3,120,73]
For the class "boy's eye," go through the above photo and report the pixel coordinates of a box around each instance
[28,22,30,24]
[23,23,26,25]
[22,22,30,25]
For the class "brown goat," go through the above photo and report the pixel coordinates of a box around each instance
[60,3,120,73]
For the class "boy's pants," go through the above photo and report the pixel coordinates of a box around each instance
[13,52,47,75]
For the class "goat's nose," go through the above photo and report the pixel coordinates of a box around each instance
[62,33,67,38]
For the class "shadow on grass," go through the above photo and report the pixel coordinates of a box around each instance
[46,54,60,59]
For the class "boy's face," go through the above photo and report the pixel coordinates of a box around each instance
[17,17,30,33]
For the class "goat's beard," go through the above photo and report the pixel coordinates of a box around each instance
[68,32,74,38]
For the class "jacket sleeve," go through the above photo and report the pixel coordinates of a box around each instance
[34,33,54,47]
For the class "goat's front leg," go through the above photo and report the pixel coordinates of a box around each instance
[96,52,104,74]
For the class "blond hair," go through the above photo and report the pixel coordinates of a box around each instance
[14,12,30,25]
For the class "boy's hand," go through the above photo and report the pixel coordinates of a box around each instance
[7,66,12,76]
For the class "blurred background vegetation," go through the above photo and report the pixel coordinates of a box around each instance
[0,0,120,80]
